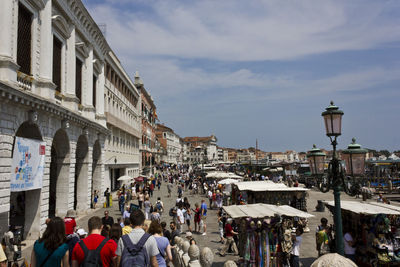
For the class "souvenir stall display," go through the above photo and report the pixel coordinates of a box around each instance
[223,204,314,267]
[324,201,400,267]
[231,181,309,211]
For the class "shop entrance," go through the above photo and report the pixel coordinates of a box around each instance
[11,122,42,239]
[49,129,70,218]
[74,135,89,212]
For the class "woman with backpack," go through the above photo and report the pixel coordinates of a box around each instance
[31,217,69,267]
[155,197,164,215]
[148,221,172,267]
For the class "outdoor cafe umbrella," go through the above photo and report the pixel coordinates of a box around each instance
[117,175,132,181]
[310,253,357,267]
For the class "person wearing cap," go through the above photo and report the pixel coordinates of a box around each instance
[64,209,77,235]
[185,231,196,245]
[76,229,87,239]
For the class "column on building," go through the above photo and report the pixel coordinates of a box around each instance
[0,0,18,83]
[83,45,94,119]
[64,25,76,110]
[96,63,106,126]
[38,0,56,99]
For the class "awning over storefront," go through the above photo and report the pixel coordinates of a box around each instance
[223,204,314,219]
[234,181,309,192]
[324,201,400,215]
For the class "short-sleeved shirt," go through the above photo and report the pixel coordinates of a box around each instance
[177,209,184,224]
[154,236,169,267]
[72,234,117,267]
[201,203,207,216]
[64,217,76,235]
[291,236,302,256]
[225,224,234,237]
[116,228,159,263]
[34,241,69,267]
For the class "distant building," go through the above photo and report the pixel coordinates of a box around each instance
[156,124,182,164]
[135,72,158,175]
[182,135,218,163]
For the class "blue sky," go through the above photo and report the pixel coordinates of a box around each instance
[83,0,400,152]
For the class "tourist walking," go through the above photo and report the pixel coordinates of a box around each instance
[31,217,69,267]
[138,190,144,209]
[150,207,161,223]
[193,203,201,233]
[183,197,192,233]
[155,197,164,215]
[102,210,114,228]
[116,210,159,267]
[200,199,207,235]
[72,216,117,267]
[104,188,110,207]
[290,226,304,267]
[219,218,238,256]
[144,196,152,220]
[148,221,173,267]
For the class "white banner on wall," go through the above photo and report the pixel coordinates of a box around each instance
[10,137,46,192]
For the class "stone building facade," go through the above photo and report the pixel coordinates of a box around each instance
[156,124,182,165]
[0,0,113,239]
[182,135,218,164]
[135,72,158,175]
[103,52,141,191]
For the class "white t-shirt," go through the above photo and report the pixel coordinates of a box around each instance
[344,233,356,254]
[177,208,185,224]
[291,236,302,256]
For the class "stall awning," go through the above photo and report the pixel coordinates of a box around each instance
[324,201,400,215]
[234,181,309,192]
[223,204,314,219]
[206,171,243,179]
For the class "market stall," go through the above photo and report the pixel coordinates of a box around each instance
[223,203,314,266]
[324,201,400,266]
[231,181,309,211]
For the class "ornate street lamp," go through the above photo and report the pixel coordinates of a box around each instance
[307,144,326,176]
[307,101,366,256]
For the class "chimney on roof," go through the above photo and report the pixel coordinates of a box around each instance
[134,71,143,87]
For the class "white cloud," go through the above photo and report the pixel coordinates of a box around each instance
[87,0,400,61]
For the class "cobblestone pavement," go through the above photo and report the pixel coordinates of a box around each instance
[21,180,361,266]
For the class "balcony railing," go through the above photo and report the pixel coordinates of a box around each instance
[17,71,33,91]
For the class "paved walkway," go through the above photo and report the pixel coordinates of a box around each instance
[21,180,361,266]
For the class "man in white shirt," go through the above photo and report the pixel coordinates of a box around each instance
[290,226,303,267]
[176,203,185,232]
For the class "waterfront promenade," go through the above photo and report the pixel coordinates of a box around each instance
[21,180,360,266]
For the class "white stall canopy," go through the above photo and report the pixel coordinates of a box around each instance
[234,181,309,192]
[223,204,314,219]
[324,201,400,215]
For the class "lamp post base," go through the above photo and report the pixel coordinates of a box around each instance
[334,186,344,255]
